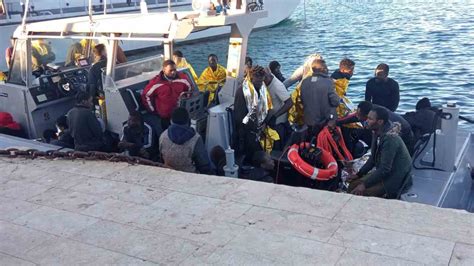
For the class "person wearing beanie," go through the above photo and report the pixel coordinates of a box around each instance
[159,107,212,174]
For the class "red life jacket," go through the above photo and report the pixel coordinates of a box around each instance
[0,112,21,131]
[317,126,353,161]
[141,72,191,119]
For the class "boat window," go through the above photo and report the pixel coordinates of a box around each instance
[112,55,163,82]
[7,39,27,85]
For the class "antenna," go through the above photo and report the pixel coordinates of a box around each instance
[88,0,93,24]
[140,0,148,14]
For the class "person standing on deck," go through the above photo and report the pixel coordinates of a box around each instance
[141,59,192,130]
[159,108,212,174]
[67,92,105,152]
[233,65,280,159]
[198,54,227,106]
[87,44,107,102]
[263,67,292,150]
[365,63,400,112]
[300,59,340,136]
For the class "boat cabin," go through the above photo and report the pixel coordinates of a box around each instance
[0,5,267,158]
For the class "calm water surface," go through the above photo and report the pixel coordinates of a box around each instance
[176,0,474,129]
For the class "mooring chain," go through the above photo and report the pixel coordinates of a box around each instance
[0,148,165,168]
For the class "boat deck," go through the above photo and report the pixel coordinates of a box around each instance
[1,157,473,265]
[402,131,474,211]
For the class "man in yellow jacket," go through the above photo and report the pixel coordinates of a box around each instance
[198,54,226,105]
[331,58,358,125]
[173,50,198,82]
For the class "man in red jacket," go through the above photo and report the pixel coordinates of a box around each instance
[141,59,192,130]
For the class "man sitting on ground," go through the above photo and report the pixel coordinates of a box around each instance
[348,106,412,198]
[67,92,104,152]
[159,108,212,174]
[198,54,227,105]
[118,111,150,158]
[141,59,192,130]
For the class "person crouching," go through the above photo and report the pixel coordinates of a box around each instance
[159,108,212,174]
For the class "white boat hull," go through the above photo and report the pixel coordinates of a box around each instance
[0,0,300,70]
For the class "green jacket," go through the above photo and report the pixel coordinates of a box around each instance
[357,122,412,198]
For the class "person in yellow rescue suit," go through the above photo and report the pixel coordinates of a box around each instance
[331,58,363,153]
[31,39,56,72]
[198,54,226,106]
[233,65,280,160]
[286,53,324,126]
[173,50,198,82]
[64,39,96,67]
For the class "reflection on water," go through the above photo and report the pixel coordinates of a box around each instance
[166,1,474,129]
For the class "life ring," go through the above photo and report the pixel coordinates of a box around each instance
[287,142,338,181]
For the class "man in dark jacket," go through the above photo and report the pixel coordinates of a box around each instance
[233,66,273,159]
[365,63,400,112]
[159,108,212,174]
[118,111,152,158]
[67,92,104,152]
[348,106,412,198]
[300,59,340,133]
[87,44,107,100]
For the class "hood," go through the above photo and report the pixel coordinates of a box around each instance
[383,121,402,136]
[168,123,196,145]
[331,70,352,80]
[0,112,21,131]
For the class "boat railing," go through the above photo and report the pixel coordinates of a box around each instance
[0,0,189,23]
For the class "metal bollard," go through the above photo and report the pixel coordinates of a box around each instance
[435,101,460,171]
[223,148,239,178]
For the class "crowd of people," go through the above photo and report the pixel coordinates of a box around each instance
[1,42,440,199]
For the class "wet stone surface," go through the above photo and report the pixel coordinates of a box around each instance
[0,157,472,265]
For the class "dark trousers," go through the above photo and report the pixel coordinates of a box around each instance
[273,122,291,151]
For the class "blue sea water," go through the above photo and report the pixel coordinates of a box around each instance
[177,0,474,129]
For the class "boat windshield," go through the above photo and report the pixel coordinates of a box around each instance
[31,38,95,70]
[8,37,97,85]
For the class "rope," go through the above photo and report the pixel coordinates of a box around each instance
[0,148,166,168]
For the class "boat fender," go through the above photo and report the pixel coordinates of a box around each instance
[287,142,338,181]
